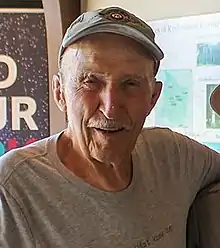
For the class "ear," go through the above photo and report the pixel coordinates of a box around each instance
[52,73,67,112]
[148,80,163,114]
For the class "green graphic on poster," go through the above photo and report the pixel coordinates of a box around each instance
[155,69,193,128]
[197,42,220,66]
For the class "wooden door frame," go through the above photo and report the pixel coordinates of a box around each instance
[42,0,80,133]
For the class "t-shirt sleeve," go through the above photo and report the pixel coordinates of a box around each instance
[0,185,35,248]
[172,131,220,195]
[187,183,220,248]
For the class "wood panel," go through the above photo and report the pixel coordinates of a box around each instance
[42,0,80,133]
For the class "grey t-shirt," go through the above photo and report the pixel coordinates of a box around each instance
[1,127,220,248]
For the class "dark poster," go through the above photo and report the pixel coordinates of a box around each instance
[0,10,49,156]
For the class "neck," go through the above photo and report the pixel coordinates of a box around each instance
[57,132,133,192]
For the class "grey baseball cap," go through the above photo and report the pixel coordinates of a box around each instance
[58,6,164,74]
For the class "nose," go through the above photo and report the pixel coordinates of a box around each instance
[99,85,123,119]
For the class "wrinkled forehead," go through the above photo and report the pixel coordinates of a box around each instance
[60,33,156,73]
[60,47,155,82]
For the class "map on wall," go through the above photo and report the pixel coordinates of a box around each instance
[146,13,220,152]
[155,69,193,128]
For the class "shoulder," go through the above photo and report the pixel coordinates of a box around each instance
[136,127,217,160]
[138,127,183,148]
[134,127,181,163]
[0,136,52,185]
[139,126,211,151]
[140,126,174,138]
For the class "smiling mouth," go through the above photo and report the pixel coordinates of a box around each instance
[94,127,124,133]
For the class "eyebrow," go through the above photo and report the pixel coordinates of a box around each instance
[77,71,152,82]
[76,71,106,82]
[121,74,151,82]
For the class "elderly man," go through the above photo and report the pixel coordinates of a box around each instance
[1,6,220,248]
[187,85,220,248]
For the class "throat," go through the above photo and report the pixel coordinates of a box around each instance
[67,157,133,192]
[57,131,133,192]
[88,162,133,192]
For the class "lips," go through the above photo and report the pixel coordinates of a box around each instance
[94,127,124,133]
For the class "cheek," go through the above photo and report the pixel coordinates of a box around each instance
[65,90,84,125]
[66,91,98,124]
[128,96,152,120]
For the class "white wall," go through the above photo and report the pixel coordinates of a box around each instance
[84,0,220,21]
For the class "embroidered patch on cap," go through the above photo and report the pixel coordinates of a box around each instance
[99,8,133,23]
[99,7,150,33]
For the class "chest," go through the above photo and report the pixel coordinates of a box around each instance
[24,181,188,248]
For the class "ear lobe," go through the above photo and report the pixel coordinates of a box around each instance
[58,99,67,112]
[52,73,67,112]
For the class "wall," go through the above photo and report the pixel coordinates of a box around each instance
[42,0,80,134]
[84,0,220,20]
[83,0,220,152]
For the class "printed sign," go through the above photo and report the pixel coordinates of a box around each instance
[0,10,49,156]
[146,13,220,152]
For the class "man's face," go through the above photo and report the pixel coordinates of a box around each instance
[55,33,162,164]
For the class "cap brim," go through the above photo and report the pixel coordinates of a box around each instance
[210,85,220,115]
[60,22,164,67]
